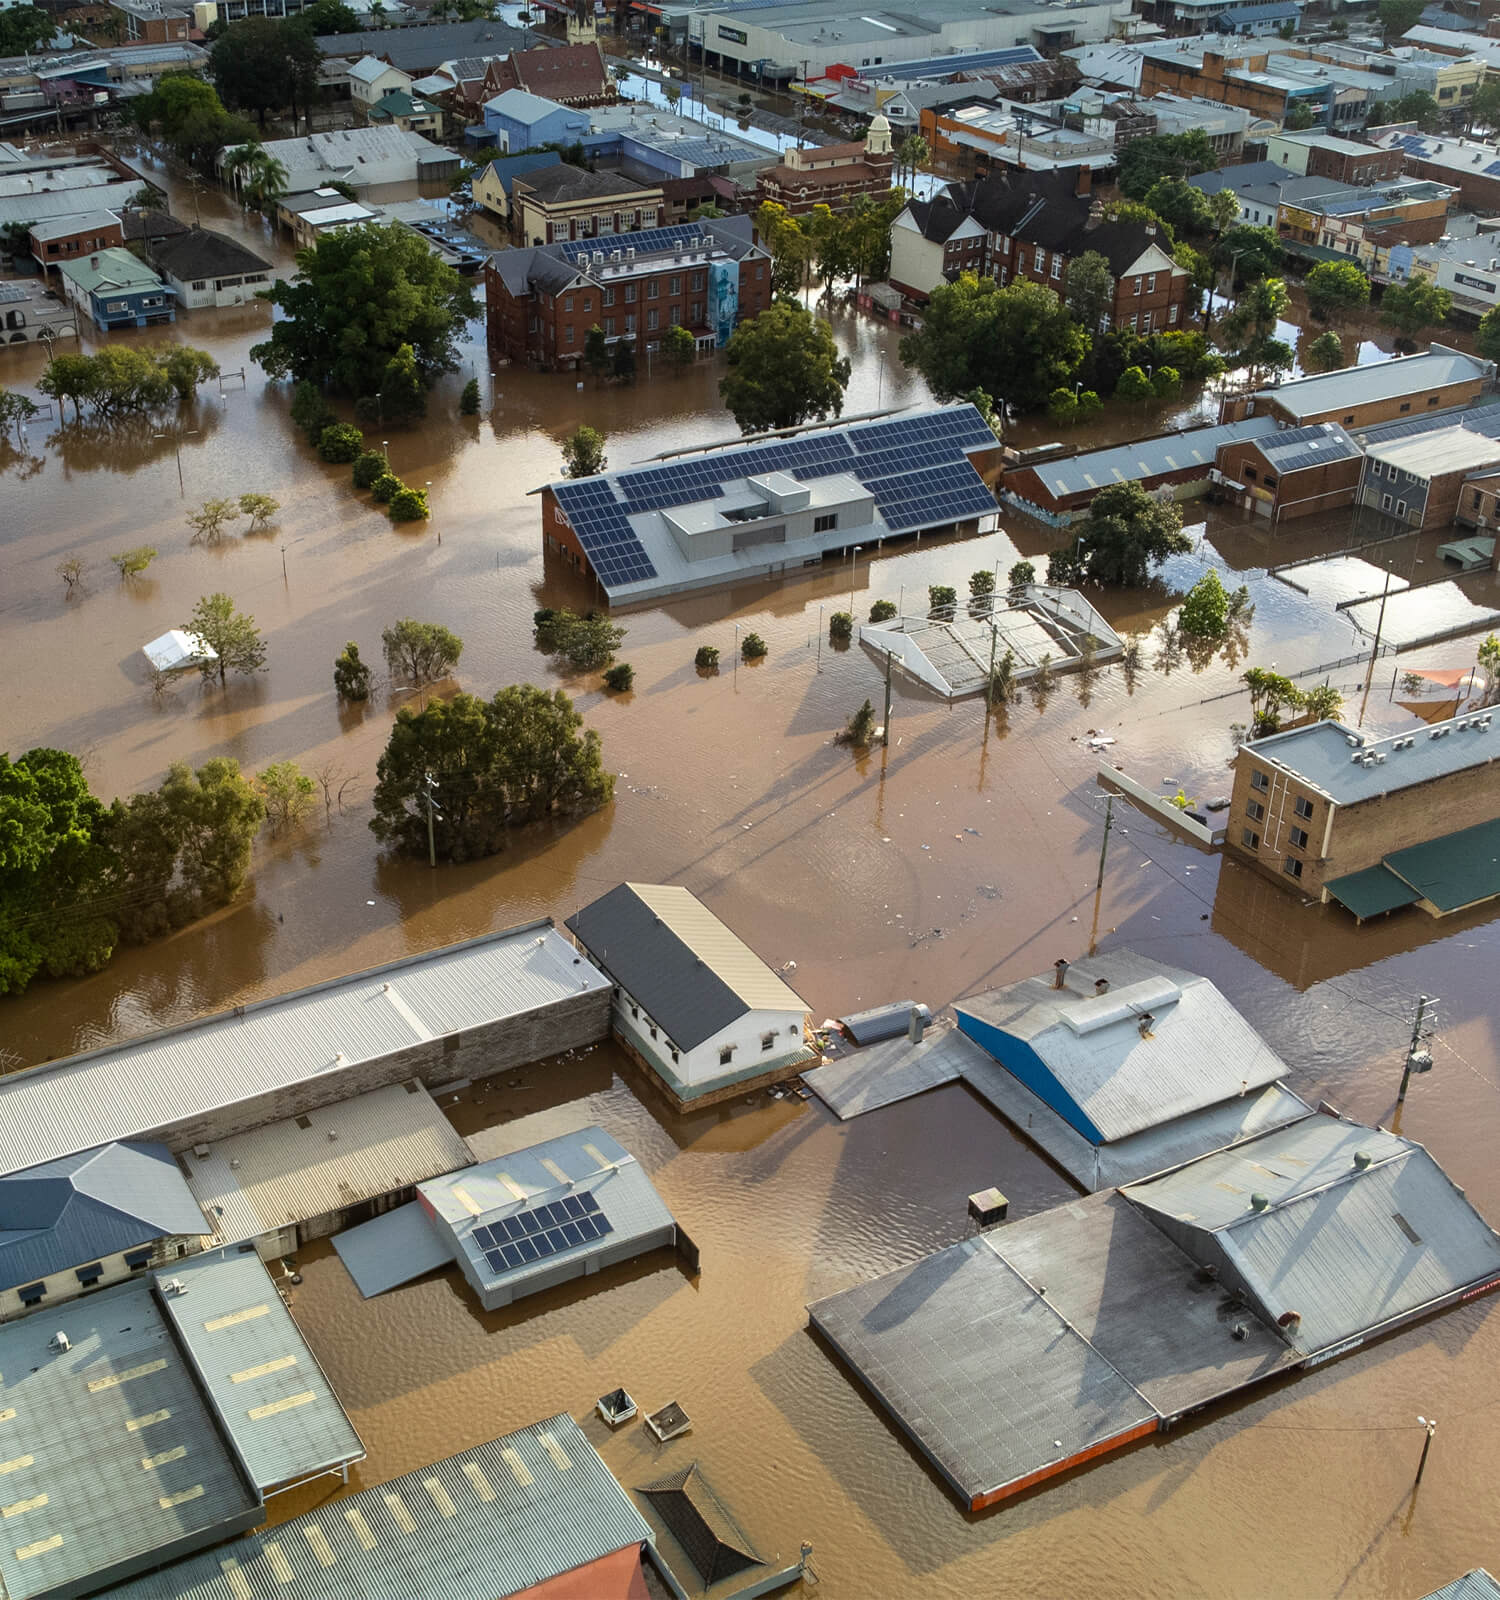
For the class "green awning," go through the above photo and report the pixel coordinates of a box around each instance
[1384,817,1500,914]
[1324,864,1420,920]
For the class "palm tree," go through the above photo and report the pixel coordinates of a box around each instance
[222,142,261,203]
[244,152,288,212]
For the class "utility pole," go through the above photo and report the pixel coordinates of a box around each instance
[1414,1416,1438,1486]
[882,648,893,747]
[985,614,998,711]
[1358,565,1394,728]
[420,770,440,869]
[1397,993,1435,1104]
[1088,792,1114,958]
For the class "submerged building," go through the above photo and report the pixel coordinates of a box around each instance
[810,1111,1500,1511]
[536,404,1003,606]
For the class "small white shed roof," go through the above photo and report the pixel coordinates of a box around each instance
[142,629,215,672]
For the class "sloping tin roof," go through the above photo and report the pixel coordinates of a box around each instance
[1027,416,1279,500]
[955,948,1288,1144]
[1255,346,1490,420]
[158,1246,364,1489]
[1423,1573,1500,1600]
[1385,815,1500,912]
[106,1413,654,1599]
[57,245,161,294]
[0,1139,207,1291]
[0,922,607,1181]
[638,1463,762,1588]
[1324,862,1421,920]
[568,883,806,1051]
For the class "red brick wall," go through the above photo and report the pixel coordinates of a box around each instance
[1305,146,1404,185]
[1399,153,1500,211]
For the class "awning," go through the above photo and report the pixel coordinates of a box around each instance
[1384,817,1500,915]
[1324,864,1420,921]
[332,1199,455,1298]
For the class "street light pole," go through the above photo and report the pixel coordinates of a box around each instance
[849,544,862,613]
[1088,792,1115,958]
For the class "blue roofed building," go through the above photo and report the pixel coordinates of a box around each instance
[471,149,563,221]
[481,86,590,152]
[0,1141,209,1322]
[953,949,1312,1189]
[332,1124,679,1308]
[56,246,173,331]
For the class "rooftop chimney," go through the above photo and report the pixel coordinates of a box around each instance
[908,1003,926,1045]
[1075,164,1092,198]
[1053,957,1069,990]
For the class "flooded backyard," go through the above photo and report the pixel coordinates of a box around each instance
[2,175,1500,1597]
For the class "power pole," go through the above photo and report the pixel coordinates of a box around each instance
[882,648,893,746]
[1414,1416,1438,1486]
[985,615,998,711]
[420,770,441,869]
[1087,793,1114,958]
[1358,565,1394,728]
[1397,993,1435,1104]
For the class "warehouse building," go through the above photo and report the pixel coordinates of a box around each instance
[1222,345,1494,428]
[332,1124,679,1309]
[537,404,1003,606]
[952,949,1312,1189]
[809,1112,1500,1511]
[0,922,611,1181]
[1212,420,1364,523]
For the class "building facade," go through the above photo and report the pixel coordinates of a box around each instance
[28,208,125,276]
[58,246,174,329]
[146,224,272,309]
[486,217,770,369]
[1266,132,1407,185]
[754,118,895,215]
[1222,346,1493,427]
[1212,421,1364,521]
[508,162,664,245]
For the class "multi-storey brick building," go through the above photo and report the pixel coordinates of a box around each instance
[889,167,1191,333]
[1226,711,1500,918]
[1266,131,1405,186]
[508,163,665,246]
[486,214,771,371]
[1221,344,1493,427]
[754,119,895,215]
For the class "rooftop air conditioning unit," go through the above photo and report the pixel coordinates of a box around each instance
[49,1331,70,1353]
[1345,734,1361,747]
[1350,750,1365,762]
[163,1278,186,1296]
[1374,751,1387,763]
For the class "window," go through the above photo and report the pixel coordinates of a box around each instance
[1246,799,1265,822]
[691,301,704,322]
[1474,491,1483,509]
[1125,314,1136,331]
[719,1046,733,1066]
[625,283,637,302]
[761,1031,776,1051]
[1282,856,1304,879]
[1289,826,1310,850]
[669,274,681,294]
[1002,235,1011,254]
[1035,247,1045,272]
[649,1024,657,1039]
[1146,273,1156,293]
[602,287,615,307]
[1395,499,1408,518]
[582,296,592,312]
[1169,303,1179,324]
[1294,795,1314,819]
[813,512,837,532]
[1263,475,1277,491]
[630,1004,639,1019]
[192,279,206,291]
[625,314,635,333]
[1134,276,1142,296]
[1344,414,1354,424]
[564,295,573,311]
[1250,768,1269,792]
[1244,466,1258,482]
[18,1283,43,1305]
[604,317,615,335]
[1427,395,1440,405]
[647,278,659,298]
[528,316,538,333]
[692,271,705,290]
[1242,828,1260,850]
[1400,402,1410,414]
[564,324,574,343]
[1051,255,1061,278]
[1381,493,1392,511]
[75,1263,103,1285]
[647,308,658,330]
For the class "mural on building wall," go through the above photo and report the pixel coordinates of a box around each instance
[709,258,737,347]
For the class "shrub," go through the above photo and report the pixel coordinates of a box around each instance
[869,598,898,622]
[1008,560,1036,590]
[1077,390,1103,417]
[741,632,767,660]
[352,450,389,489]
[1179,570,1229,638]
[844,699,877,747]
[388,485,429,522]
[1048,388,1078,424]
[317,422,364,463]
[535,609,625,669]
[603,662,634,691]
[829,610,854,641]
[333,641,371,700]
[460,377,481,415]
[928,584,957,619]
[291,380,335,445]
[695,644,720,671]
[371,472,402,504]
[1151,365,1182,398]
[111,546,157,579]
[970,569,996,599]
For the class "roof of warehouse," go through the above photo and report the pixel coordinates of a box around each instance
[568,883,806,1050]
[26,207,120,241]
[1254,345,1491,419]
[0,181,144,228]
[1123,1116,1500,1354]
[0,1140,207,1292]
[1385,814,1500,912]
[1253,420,1362,471]
[856,45,1043,80]
[156,1246,364,1490]
[1022,416,1279,499]
[954,949,1289,1144]
[1422,1573,1500,1600]
[1239,710,1499,805]
[0,922,607,1181]
[105,1413,654,1600]
[178,1081,473,1248]
[1365,424,1500,477]
[808,1235,1159,1507]
[0,1273,262,1600]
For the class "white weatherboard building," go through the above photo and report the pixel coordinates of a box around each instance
[568,882,817,1103]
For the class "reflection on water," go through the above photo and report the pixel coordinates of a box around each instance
[2,166,1500,1596]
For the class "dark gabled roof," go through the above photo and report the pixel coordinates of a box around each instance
[906,184,975,242]
[119,208,190,243]
[147,224,271,280]
[1079,217,1173,277]
[966,167,1086,239]
[314,17,523,71]
[638,1463,763,1588]
[514,162,657,204]
[0,1140,206,1291]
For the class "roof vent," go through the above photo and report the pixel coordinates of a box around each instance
[1345,734,1361,748]
[193,1144,210,1159]
[1094,976,1110,995]
[163,1278,186,1296]
[327,1129,339,1141]
[1137,1011,1155,1039]
[49,1331,70,1353]
[1353,1150,1372,1169]
[1053,957,1069,990]
[1250,1192,1270,1211]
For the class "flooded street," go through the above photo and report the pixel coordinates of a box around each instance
[3,174,1500,1597]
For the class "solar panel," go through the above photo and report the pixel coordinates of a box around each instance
[552,481,659,588]
[864,462,998,532]
[474,1188,612,1274]
[557,223,707,266]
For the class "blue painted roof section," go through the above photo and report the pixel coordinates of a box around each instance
[0,1140,206,1291]
[855,46,1043,81]
[480,149,563,195]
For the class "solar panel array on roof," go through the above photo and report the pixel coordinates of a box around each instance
[558,223,706,264]
[552,480,659,585]
[472,1189,614,1273]
[0,281,29,303]
[866,461,999,530]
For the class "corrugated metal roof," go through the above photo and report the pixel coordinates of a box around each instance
[955,949,1288,1143]
[180,1083,474,1247]
[568,884,805,1051]
[0,922,607,1181]
[1324,863,1421,920]
[805,1026,981,1120]
[1385,815,1500,912]
[1034,416,1279,499]
[1423,1572,1500,1600]
[0,1275,261,1600]
[0,1140,208,1291]
[107,1413,654,1599]
[1255,346,1490,420]
[329,1197,458,1297]
[156,1247,364,1490]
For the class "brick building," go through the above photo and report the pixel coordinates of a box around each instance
[755,119,895,215]
[485,214,771,370]
[1354,408,1500,530]
[1371,128,1500,213]
[889,167,1192,333]
[1221,345,1493,427]
[509,163,664,246]
[481,40,614,107]
[1266,131,1406,186]
[1454,467,1500,564]
[28,208,125,277]
[1226,712,1500,918]
[1139,43,1328,126]
[1213,421,1364,522]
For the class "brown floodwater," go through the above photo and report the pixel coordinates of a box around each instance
[3,169,1500,1597]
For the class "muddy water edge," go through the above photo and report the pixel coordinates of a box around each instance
[2,170,1500,1598]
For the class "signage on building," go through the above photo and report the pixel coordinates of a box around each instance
[1453,270,1497,293]
[718,24,748,43]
